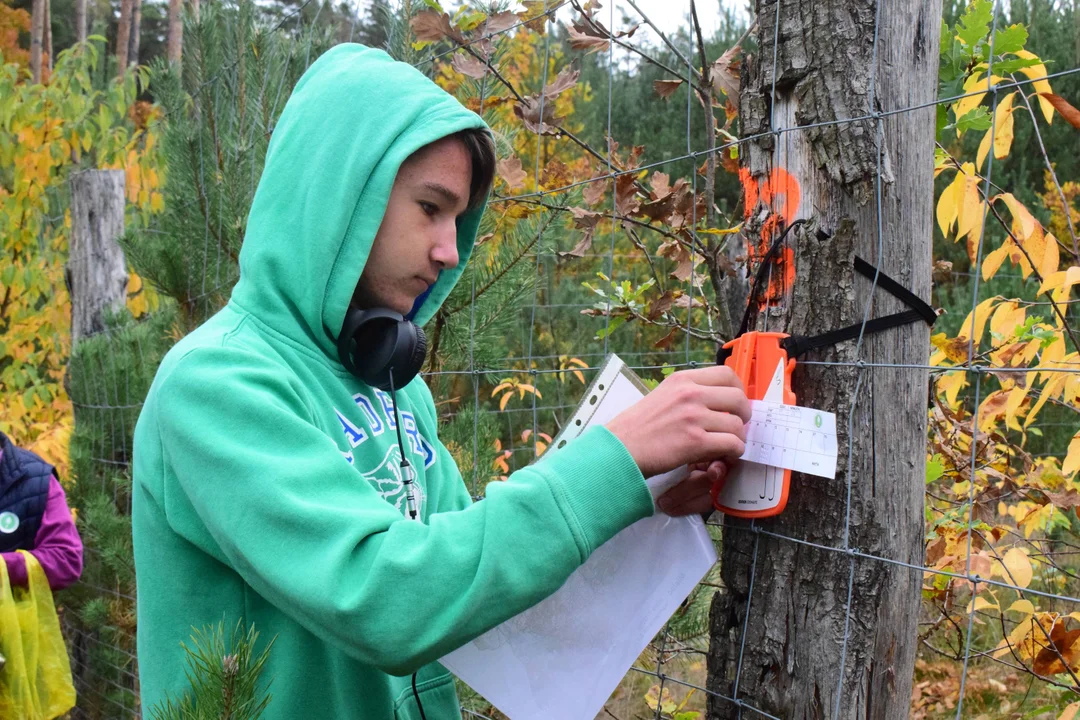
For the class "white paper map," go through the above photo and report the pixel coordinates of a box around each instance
[441,355,717,720]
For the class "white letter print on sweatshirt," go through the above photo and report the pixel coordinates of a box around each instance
[336,390,436,517]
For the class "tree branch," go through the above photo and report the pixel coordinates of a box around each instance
[623,0,700,81]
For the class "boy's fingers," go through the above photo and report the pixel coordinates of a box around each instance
[658,491,715,516]
[702,387,753,423]
[679,365,745,391]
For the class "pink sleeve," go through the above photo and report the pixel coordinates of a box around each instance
[1,477,83,591]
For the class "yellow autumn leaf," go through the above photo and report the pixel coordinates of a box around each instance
[1027,373,1067,427]
[952,72,1004,132]
[956,164,983,242]
[1065,374,1080,406]
[1000,547,1033,588]
[697,225,742,236]
[1041,233,1061,279]
[1038,266,1080,295]
[996,192,1037,240]
[1008,599,1035,615]
[1004,385,1027,431]
[936,168,962,238]
[1016,223,1045,280]
[933,371,967,405]
[989,301,1025,342]
[992,611,1049,659]
[1064,433,1080,476]
[982,243,1009,280]
[967,595,999,613]
[931,334,971,364]
[1059,702,1080,720]
[978,390,1009,433]
[957,296,998,343]
[1015,50,1054,123]
[127,271,149,318]
[975,91,1016,170]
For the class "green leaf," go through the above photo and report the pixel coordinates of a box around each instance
[989,56,1042,74]
[955,106,992,133]
[595,316,626,339]
[926,454,945,484]
[957,0,993,50]
[675,713,701,720]
[939,24,967,84]
[992,24,1027,55]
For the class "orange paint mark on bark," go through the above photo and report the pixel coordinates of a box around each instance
[740,167,801,305]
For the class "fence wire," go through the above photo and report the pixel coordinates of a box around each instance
[33,0,1080,718]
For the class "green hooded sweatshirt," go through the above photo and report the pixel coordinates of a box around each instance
[132,44,655,719]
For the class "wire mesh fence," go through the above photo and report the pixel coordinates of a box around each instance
[25,0,1080,717]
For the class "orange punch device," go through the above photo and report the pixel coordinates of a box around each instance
[711,331,797,518]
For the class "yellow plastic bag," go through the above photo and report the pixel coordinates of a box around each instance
[0,551,77,720]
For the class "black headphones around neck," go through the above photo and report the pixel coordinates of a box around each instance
[336,308,427,391]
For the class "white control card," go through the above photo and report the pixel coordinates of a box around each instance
[740,400,838,479]
[716,358,838,514]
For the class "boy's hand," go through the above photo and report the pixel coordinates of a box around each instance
[605,365,751,480]
[656,460,729,516]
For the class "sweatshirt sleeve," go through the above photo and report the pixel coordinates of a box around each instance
[1,477,84,591]
[155,347,654,676]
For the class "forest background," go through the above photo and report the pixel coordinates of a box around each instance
[3,0,1080,717]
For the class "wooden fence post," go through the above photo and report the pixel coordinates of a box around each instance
[69,170,128,343]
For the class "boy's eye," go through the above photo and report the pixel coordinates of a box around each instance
[420,202,438,217]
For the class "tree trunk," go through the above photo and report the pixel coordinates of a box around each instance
[706,1,941,718]
[69,170,129,343]
[75,0,87,45]
[29,0,44,83]
[43,0,52,74]
[129,0,142,67]
[167,0,182,65]
[116,0,134,76]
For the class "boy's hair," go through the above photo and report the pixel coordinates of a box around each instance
[452,127,496,211]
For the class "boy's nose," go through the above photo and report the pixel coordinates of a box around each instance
[431,224,459,270]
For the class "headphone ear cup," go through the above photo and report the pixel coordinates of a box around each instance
[411,326,427,377]
[336,308,427,390]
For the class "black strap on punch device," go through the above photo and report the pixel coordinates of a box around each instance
[718,221,937,365]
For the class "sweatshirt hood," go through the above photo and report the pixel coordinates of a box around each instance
[230,44,490,362]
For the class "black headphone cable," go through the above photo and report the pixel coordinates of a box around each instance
[385,369,427,720]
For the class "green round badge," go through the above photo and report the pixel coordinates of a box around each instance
[814,413,823,429]
[0,512,19,534]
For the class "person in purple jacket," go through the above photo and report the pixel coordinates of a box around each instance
[0,431,83,591]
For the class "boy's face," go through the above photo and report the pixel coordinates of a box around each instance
[351,136,473,315]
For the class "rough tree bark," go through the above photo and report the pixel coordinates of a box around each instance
[116,0,134,76]
[706,1,941,718]
[130,0,143,67]
[75,0,86,45]
[43,0,52,74]
[29,0,44,83]
[69,170,129,343]
[167,0,183,66]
